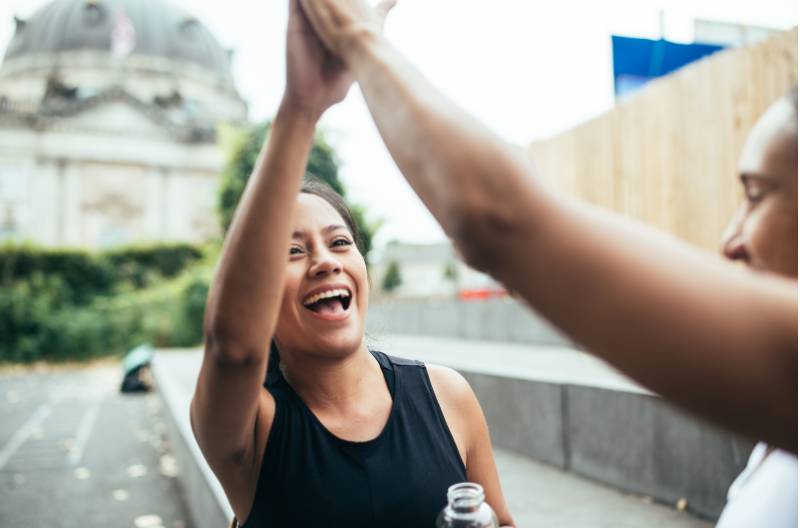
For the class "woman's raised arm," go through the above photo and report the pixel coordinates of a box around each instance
[190,0,356,516]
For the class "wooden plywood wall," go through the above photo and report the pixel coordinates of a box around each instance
[529,29,798,253]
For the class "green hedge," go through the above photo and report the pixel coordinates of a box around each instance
[0,268,210,363]
[0,247,114,305]
[0,243,204,305]
[0,243,210,363]
[105,244,204,288]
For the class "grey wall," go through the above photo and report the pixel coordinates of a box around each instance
[461,371,753,520]
[368,298,572,346]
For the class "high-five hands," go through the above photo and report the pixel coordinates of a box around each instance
[283,0,357,118]
[298,0,397,65]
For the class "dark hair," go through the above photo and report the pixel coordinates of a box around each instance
[300,178,365,254]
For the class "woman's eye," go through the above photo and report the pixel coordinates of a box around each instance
[289,246,304,255]
[332,238,353,248]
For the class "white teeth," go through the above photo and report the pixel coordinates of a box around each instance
[303,288,351,306]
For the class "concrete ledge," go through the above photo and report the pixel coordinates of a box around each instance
[152,352,232,528]
[459,372,751,520]
[564,385,753,519]
[368,298,572,347]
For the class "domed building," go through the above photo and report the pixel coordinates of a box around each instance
[0,0,248,247]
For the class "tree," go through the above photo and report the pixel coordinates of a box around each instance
[217,122,377,259]
[443,260,459,282]
[381,260,402,292]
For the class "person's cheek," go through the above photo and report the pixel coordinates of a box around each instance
[751,204,787,272]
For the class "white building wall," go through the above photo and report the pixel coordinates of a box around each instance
[0,154,31,241]
[0,119,224,249]
[62,161,83,246]
[143,167,167,240]
[164,171,193,241]
[27,157,59,245]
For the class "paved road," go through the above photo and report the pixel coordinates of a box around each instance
[0,364,192,528]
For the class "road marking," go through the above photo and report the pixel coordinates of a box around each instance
[68,403,100,467]
[127,463,147,478]
[0,404,51,470]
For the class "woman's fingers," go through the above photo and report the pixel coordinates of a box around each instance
[297,0,335,50]
[298,0,397,56]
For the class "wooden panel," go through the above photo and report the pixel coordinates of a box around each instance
[529,29,798,252]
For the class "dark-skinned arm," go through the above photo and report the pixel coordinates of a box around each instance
[299,0,798,452]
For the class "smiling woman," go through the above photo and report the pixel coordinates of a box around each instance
[188,1,513,527]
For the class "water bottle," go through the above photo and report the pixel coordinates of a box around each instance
[436,482,499,528]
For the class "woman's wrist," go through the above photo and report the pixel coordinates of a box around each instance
[338,24,385,72]
[276,96,323,128]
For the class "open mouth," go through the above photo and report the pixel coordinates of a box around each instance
[302,288,352,316]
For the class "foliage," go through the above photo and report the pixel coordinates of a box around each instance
[0,243,211,363]
[0,245,114,305]
[104,243,204,288]
[217,122,378,259]
[443,261,459,281]
[381,260,403,292]
[0,243,204,304]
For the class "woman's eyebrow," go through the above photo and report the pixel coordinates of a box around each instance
[291,225,347,239]
[322,224,348,234]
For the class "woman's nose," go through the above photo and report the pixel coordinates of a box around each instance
[308,250,342,277]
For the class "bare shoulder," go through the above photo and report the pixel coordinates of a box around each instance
[425,363,482,464]
[425,363,475,409]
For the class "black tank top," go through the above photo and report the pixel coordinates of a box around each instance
[242,350,467,527]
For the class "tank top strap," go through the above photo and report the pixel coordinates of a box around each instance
[371,350,465,472]
[371,349,422,368]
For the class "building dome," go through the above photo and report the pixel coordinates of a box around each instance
[3,0,235,86]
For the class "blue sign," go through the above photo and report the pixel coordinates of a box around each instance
[612,36,725,97]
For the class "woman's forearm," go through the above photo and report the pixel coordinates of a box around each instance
[204,102,317,361]
[339,30,797,450]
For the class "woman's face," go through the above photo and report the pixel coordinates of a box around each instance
[273,193,369,359]
[721,98,798,278]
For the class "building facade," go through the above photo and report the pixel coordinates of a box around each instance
[0,0,247,248]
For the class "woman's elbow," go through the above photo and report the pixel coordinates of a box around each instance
[203,321,266,366]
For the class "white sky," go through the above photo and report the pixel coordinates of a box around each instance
[0,1,796,248]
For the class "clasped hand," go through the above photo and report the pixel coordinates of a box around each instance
[282,0,396,119]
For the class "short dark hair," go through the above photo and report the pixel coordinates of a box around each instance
[300,178,364,254]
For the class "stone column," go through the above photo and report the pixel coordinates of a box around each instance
[56,159,66,245]
[62,162,83,246]
[160,168,170,239]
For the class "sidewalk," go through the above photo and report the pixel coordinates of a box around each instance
[368,334,648,393]
[153,347,710,527]
[0,365,191,528]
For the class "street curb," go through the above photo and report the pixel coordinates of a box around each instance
[152,355,232,528]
